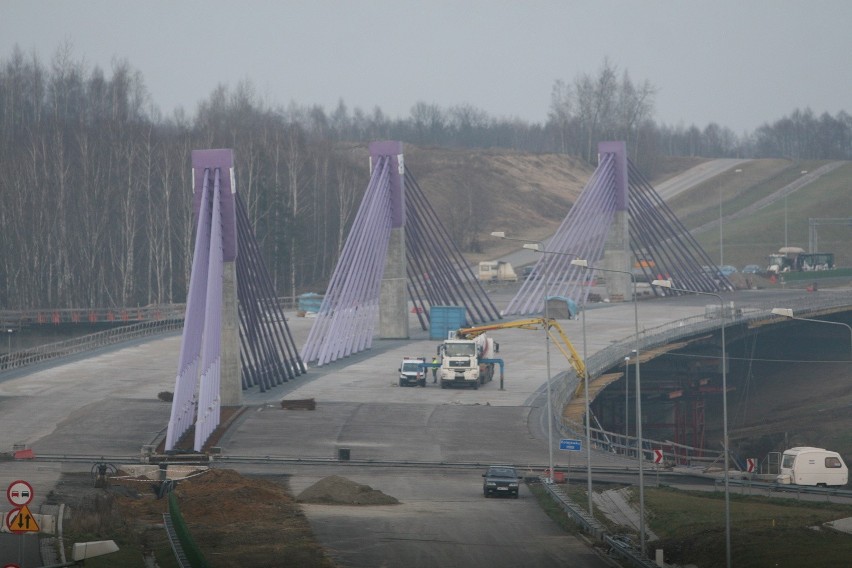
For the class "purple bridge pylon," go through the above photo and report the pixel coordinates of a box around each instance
[302,141,502,367]
[505,141,732,315]
[166,149,305,452]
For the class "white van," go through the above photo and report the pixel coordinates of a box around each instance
[776,447,848,487]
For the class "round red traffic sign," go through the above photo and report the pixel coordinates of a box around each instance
[5,563,22,568]
[6,480,34,507]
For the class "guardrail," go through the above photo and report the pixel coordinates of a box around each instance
[549,291,852,465]
[0,318,183,373]
[718,477,852,501]
[542,482,658,568]
[0,305,186,326]
[0,297,301,328]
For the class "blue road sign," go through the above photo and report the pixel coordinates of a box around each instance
[559,439,582,451]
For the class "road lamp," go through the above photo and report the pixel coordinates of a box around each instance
[518,245,593,516]
[490,231,556,484]
[572,259,646,552]
[652,279,731,568]
[719,168,743,267]
[6,328,14,354]
[719,177,724,266]
[770,308,852,359]
[785,170,808,249]
[624,355,631,444]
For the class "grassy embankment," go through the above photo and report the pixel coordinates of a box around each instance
[530,482,852,568]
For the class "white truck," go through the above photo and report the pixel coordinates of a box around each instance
[437,333,497,390]
[776,447,848,487]
[398,357,427,387]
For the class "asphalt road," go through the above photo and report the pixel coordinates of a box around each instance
[0,284,846,566]
[653,158,750,201]
[228,463,610,568]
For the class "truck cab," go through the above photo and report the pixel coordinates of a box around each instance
[438,339,481,389]
[398,357,426,387]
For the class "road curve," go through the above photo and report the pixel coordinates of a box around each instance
[0,286,834,566]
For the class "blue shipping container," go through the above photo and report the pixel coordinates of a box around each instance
[430,306,467,340]
[298,292,323,313]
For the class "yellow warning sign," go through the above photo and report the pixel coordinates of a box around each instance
[7,505,40,533]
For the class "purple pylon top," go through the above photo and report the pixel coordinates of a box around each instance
[598,140,628,211]
[192,149,238,261]
[369,140,404,228]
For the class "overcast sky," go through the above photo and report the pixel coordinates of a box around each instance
[2,0,850,133]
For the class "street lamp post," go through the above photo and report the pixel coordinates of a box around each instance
[624,355,630,444]
[490,231,555,484]
[785,170,808,249]
[573,259,645,552]
[6,328,14,354]
[719,178,724,266]
[719,168,743,267]
[579,282,593,516]
[652,279,731,568]
[770,308,852,359]
[520,246,593,516]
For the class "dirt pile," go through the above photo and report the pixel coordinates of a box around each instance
[296,475,400,505]
[166,469,334,567]
[57,468,336,567]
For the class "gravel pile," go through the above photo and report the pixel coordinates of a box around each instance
[296,475,400,505]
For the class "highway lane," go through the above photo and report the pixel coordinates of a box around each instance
[0,286,843,565]
[225,463,610,568]
[653,159,750,202]
[0,293,632,566]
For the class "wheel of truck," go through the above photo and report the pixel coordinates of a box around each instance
[399,378,404,387]
[419,379,426,387]
[473,380,479,390]
[440,381,447,389]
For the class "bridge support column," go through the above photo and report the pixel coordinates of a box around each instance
[372,141,409,339]
[191,149,242,406]
[221,261,242,405]
[600,141,632,301]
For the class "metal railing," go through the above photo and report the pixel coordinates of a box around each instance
[543,482,658,568]
[550,291,852,463]
[0,318,183,373]
[0,304,186,326]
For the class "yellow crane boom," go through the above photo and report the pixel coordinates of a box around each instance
[456,318,586,379]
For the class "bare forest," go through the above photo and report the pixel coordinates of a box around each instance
[2,48,851,310]
[0,49,371,310]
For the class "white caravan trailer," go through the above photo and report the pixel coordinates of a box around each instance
[776,447,848,487]
[477,261,517,282]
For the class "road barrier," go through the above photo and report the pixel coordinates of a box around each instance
[0,318,183,373]
[550,292,852,466]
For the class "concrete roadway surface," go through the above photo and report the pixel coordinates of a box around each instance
[0,286,832,566]
[652,158,751,202]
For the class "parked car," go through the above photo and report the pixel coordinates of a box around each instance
[522,266,539,281]
[398,357,426,387]
[742,264,761,274]
[719,265,738,276]
[482,465,521,498]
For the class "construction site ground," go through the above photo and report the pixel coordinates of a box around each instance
[39,350,852,567]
